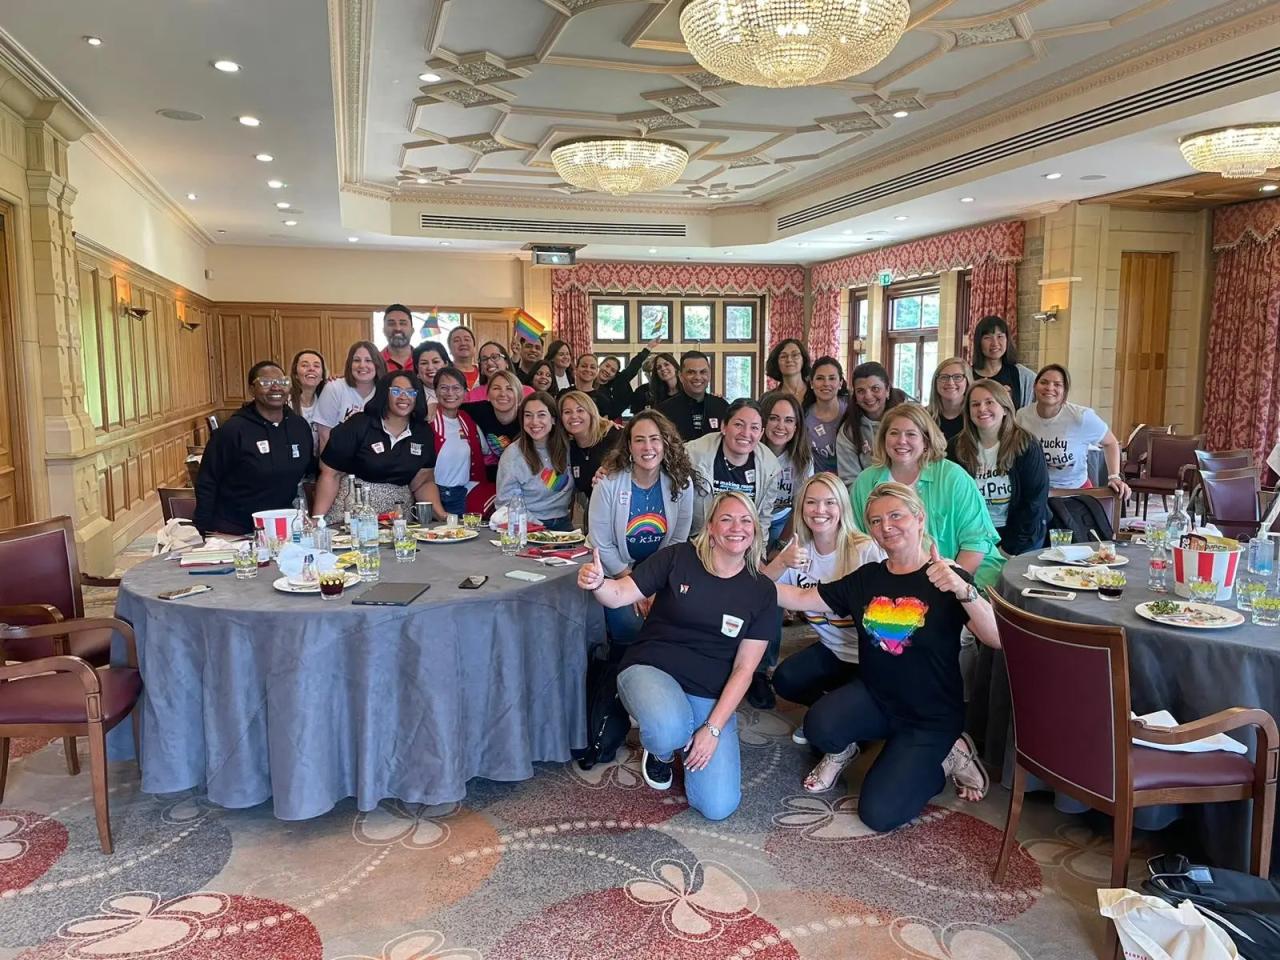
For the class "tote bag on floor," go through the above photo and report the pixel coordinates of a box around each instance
[1099,889,1238,960]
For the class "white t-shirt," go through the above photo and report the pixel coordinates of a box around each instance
[1015,401,1107,488]
[778,539,884,663]
[770,451,812,521]
[312,381,375,428]
[973,443,1012,529]
[433,415,476,489]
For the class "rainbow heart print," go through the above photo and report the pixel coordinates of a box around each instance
[626,512,667,538]
[862,595,929,656]
[539,467,570,492]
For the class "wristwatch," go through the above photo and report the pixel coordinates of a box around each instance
[703,722,721,738]
[958,583,979,603]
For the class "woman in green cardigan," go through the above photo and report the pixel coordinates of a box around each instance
[848,402,1004,588]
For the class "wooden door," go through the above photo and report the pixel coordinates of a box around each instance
[323,311,373,371]
[0,209,27,526]
[1113,252,1173,440]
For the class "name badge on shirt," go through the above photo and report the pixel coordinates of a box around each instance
[256,440,271,454]
[708,418,719,429]
[410,442,423,456]
[618,492,631,506]
[572,466,581,478]
[371,441,386,454]
[745,470,756,484]
[814,423,826,437]
[291,444,300,459]
[721,614,744,638]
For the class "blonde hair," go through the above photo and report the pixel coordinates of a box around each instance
[863,481,931,554]
[557,390,614,445]
[927,357,972,420]
[693,491,765,576]
[486,368,524,401]
[793,473,874,580]
[872,402,947,468]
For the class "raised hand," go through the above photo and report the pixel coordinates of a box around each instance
[578,547,605,591]
[925,543,965,597]
[776,536,809,571]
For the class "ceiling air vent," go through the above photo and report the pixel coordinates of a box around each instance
[778,45,1280,231]
[420,214,685,237]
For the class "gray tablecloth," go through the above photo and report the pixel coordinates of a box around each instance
[979,548,1280,871]
[114,540,604,820]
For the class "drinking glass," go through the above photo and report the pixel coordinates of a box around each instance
[1097,570,1126,601]
[1249,537,1276,578]
[500,529,522,557]
[356,548,381,582]
[318,572,346,601]
[414,502,434,528]
[463,512,482,530]
[1238,579,1266,612]
[1188,577,1218,606]
[1049,529,1072,549]
[1146,523,1169,550]
[1252,588,1280,627]
[394,531,416,563]
[446,513,460,529]
[267,536,285,561]
[233,547,258,580]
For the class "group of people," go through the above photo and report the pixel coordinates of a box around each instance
[192,305,1128,831]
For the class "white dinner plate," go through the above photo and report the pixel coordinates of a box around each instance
[1037,549,1129,568]
[525,529,586,547]
[272,572,361,594]
[415,526,479,544]
[1135,600,1244,630]
[1032,565,1110,591]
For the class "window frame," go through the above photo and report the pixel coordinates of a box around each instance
[848,287,869,372]
[636,300,674,344]
[592,299,631,343]
[882,278,941,402]
[955,269,973,357]
[721,351,756,403]
[722,300,757,343]
[679,300,717,344]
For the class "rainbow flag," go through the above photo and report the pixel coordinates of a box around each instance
[513,309,547,344]
[419,308,441,337]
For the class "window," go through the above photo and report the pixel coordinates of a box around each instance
[371,310,466,350]
[955,269,972,356]
[849,288,869,370]
[638,301,672,342]
[723,353,754,402]
[594,301,629,341]
[724,302,755,342]
[883,282,940,401]
[681,302,715,342]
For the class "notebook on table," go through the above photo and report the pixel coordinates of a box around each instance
[350,583,430,606]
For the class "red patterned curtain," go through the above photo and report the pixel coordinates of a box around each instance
[767,291,805,353]
[1202,198,1280,462]
[551,286,592,358]
[809,288,842,363]
[964,257,1019,362]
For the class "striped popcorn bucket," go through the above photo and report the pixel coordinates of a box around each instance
[1171,543,1243,601]
[252,508,300,543]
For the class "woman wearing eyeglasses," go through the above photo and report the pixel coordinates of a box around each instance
[428,367,492,517]
[313,370,443,522]
[927,358,972,443]
[194,361,314,537]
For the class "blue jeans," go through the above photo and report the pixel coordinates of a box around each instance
[605,604,644,646]
[616,664,742,821]
[541,515,573,532]
[437,484,469,516]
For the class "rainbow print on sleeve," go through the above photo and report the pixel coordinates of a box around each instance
[626,512,668,538]
[862,596,929,657]
[539,467,570,492]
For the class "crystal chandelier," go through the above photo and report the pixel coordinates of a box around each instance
[1178,125,1280,179]
[679,0,911,89]
[550,137,690,196]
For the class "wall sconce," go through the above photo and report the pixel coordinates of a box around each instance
[1033,306,1060,323]
[850,336,866,354]
[180,318,203,332]
[120,302,150,321]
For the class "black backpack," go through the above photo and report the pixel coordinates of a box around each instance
[570,643,631,771]
[1144,854,1280,954]
[1046,494,1114,545]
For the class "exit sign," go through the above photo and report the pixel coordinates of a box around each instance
[877,269,894,286]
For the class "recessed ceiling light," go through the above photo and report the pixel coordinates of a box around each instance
[959,196,975,203]
[648,247,658,254]
[842,228,854,235]
[267,179,285,189]
[157,108,204,122]
[255,153,274,162]
[894,215,908,221]
[275,201,290,209]
[348,236,359,243]
[283,219,298,226]
[216,229,227,235]
[796,242,809,248]
[212,60,240,73]
[1262,184,1279,193]
[724,251,734,256]
[1043,172,1062,180]
[440,241,452,247]
[84,36,103,47]
[186,193,198,200]
[1080,174,1108,181]
[416,177,428,184]
[419,72,441,83]
[237,115,261,127]
[892,110,909,118]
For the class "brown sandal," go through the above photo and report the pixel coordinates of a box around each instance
[943,733,989,801]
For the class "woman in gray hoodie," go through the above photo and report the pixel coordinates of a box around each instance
[495,391,575,530]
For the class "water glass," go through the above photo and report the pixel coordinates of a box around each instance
[1146,523,1169,550]
[356,548,381,582]
[414,502,434,527]
[318,572,346,601]
[1097,570,1126,601]
[1252,588,1280,627]
[1249,537,1276,578]
[1237,579,1267,612]
[463,512,482,530]
[446,513,460,529]
[267,535,285,560]
[499,529,522,557]
[1188,577,1218,606]
[1049,529,1072,549]
[393,532,416,563]
[233,546,258,580]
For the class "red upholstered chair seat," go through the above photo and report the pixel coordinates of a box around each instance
[1131,745,1256,791]
[0,667,142,725]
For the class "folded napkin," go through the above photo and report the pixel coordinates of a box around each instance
[155,519,204,556]
[276,543,340,577]
[1023,564,1050,582]
[1132,710,1247,755]
[487,506,545,533]
[177,537,240,566]
[518,546,590,560]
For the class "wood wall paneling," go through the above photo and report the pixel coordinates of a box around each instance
[0,209,24,526]
[1113,251,1174,440]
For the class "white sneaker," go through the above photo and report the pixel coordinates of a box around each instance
[791,727,808,745]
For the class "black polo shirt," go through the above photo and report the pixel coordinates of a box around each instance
[320,412,437,486]
[658,390,729,442]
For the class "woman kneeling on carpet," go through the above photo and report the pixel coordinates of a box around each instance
[577,491,780,821]
[775,482,998,832]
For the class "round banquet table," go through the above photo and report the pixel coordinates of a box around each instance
[112,539,604,820]
[975,547,1280,872]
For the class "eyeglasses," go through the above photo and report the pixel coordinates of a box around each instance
[388,386,419,399]
[936,374,968,384]
[254,377,291,389]
[480,354,504,364]
[436,384,464,394]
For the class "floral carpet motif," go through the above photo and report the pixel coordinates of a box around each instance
[0,706,1131,960]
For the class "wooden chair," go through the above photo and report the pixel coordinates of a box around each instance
[158,486,197,523]
[1120,424,1172,488]
[0,618,143,853]
[989,591,1277,956]
[1195,448,1253,470]
[1200,466,1266,540]
[1130,434,1203,518]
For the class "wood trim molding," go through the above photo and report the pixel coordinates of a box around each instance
[75,235,213,308]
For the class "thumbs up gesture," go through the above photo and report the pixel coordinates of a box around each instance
[925,542,965,596]
[578,547,605,591]
[777,536,809,571]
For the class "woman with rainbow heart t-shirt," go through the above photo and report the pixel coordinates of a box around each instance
[495,391,574,531]
[775,482,1001,833]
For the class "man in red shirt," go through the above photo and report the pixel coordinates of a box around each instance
[380,304,414,372]
[448,325,480,389]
